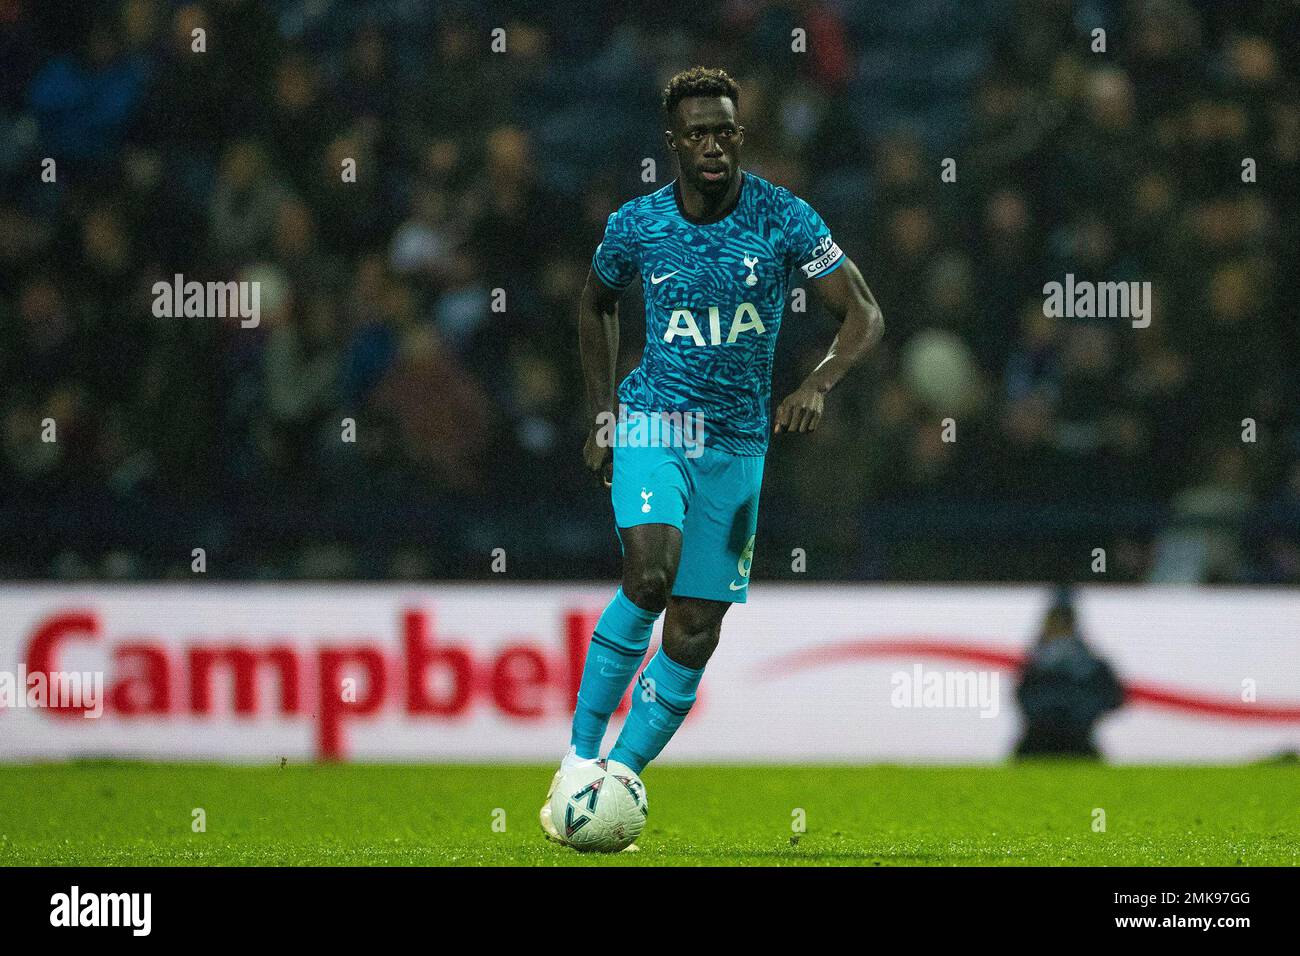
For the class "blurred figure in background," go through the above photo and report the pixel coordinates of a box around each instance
[1014,588,1125,759]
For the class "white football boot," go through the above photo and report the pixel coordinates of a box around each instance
[539,747,591,845]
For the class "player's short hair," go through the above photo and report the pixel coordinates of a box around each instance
[661,67,741,122]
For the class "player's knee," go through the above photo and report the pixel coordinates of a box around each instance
[623,566,672,613]
[665,625,719,670]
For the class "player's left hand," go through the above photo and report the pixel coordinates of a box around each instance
[773,385,824,434]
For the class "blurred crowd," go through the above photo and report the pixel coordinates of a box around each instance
[1,0,1297,582]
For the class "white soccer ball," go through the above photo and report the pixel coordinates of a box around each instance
[549,759,647,853]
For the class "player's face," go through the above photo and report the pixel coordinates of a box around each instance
[667,96,744,195]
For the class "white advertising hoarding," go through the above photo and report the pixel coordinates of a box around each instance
[0,584,1296,763]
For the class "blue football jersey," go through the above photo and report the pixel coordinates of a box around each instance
[591,172,844,456]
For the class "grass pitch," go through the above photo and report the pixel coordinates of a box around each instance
[0,762,1295,866]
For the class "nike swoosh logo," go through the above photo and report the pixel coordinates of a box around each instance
[650,271,679,284]
[729,580,748,591]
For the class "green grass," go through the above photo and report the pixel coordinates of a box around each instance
[0,762,1296,866]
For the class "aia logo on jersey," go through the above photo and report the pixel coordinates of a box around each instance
[663,303,766,346]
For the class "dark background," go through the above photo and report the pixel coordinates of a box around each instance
[1,0,1297,583]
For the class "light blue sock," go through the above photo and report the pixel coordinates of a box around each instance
[570,588,659,759]
[608,648,704,773]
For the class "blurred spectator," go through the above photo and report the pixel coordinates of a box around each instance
[1149,445,1255,583]
[1014,589,1125,759]
[27,12,147,168]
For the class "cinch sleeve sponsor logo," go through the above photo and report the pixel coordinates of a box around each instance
[799,235,842,278]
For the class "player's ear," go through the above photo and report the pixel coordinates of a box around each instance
[736,125,745,146]
[663,129,676,153]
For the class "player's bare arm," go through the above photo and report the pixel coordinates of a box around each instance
[773,256,884,434]
[578,267,622,485]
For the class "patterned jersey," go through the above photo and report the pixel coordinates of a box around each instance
[592,171,844,456]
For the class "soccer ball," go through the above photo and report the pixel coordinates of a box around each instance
[549,758,647,853]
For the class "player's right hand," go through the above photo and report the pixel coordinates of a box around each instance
[584,426,613,487]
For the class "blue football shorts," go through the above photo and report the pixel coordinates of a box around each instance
[610,417,764,604]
